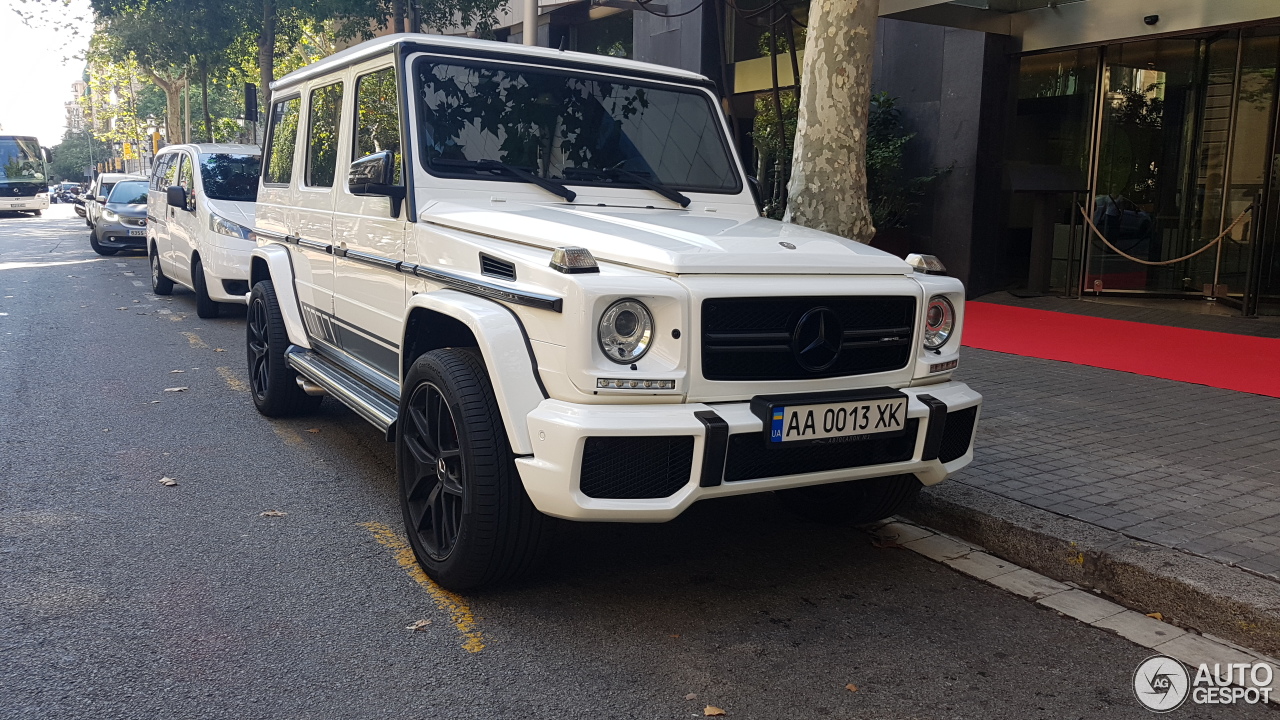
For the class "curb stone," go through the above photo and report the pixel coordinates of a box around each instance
[875,517,1280,702]
[902,481,1280,658]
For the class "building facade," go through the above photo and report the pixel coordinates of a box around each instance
[482,0,1280,314]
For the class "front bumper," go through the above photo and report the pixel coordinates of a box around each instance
[515,380,981,521]
[3,197,49,211]
[203,241,253,303]
[97,220,148,248]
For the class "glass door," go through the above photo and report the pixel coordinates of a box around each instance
[1087,34,1241,294]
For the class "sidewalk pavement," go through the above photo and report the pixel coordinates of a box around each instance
[912,295,1280,652]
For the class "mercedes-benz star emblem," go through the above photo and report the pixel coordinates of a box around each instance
[437,457,449,481]
[792,307,843,371]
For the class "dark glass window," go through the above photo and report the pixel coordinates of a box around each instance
[354,68,402,184]
[306,82,343,188]
[108,180,149,204]
[199,153,261,202]
[415,59,740,193]
[264,97,301,185]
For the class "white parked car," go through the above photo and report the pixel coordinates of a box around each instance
[247,34,982,590]
[147,143,261,318]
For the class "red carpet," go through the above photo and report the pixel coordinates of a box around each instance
[962,302,1280,398]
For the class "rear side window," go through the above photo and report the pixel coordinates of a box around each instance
[151,155,172,190]
[306,82,344,188]
[354,68,402,184]
[264,96,301,185]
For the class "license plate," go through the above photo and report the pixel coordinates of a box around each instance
[128,229,145,236]
[9,203,22,208]
[765,395,907,445]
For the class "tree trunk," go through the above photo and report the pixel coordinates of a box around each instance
[200,60,213,143]
[782,0,879,243]
[258,0,276,111]
[143,69,184,145]
[392,0,407,33]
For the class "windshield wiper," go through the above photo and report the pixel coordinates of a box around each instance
[564,167,691,208]
[433,158,576,202]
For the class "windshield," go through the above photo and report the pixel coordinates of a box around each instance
[0,137,46,184]
[199,153,261,202]
[414,60,740,194]
[108,180,149,204]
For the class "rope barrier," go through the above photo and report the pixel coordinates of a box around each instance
[1078,204,1253,267]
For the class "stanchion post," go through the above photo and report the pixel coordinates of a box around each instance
[1242,191,1265,317]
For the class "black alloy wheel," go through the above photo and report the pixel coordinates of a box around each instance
[247,295,271,400]
[397,348,556,591]
[245,280,320,417]
[401,381,465,562]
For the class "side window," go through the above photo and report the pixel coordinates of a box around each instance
[306,82,344,188]
[264,96,301,185]
[354,68,402,184]
[176,154,194,191]
[162,154,180,188]
[151,155,170,190]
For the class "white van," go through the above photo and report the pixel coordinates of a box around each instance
[147,143,261,318]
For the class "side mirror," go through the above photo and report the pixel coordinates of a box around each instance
[348,151,405,218]
[95,195,107,203]
[166,185,187,209]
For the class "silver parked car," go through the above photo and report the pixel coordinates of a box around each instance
[90,179,149,256]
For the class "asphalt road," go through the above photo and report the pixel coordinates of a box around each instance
[0,205,1269,720]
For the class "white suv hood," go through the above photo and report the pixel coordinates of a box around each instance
[421,201,912,275]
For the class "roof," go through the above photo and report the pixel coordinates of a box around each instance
[158,143,261,154]
[272,33,710,92]
[98,173,146,181]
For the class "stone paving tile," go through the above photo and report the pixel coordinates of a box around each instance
[952,344,1280,580]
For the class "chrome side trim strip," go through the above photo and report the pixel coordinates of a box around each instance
[286,347,398,432]
[296,237,331,252]
[345,249,400,271]
[410,264,563,313]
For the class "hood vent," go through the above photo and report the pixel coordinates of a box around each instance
[480,253,516,281]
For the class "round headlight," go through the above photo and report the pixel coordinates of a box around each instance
[598,298,654,364]
[923,296,955,350]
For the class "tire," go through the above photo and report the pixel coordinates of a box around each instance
[89,230,117,256]
[32,210,42,217]
[191,256,221,318]
[150,245,173,295]
[776,474,923,526]
[246,280,322,417]
[398,348,556,591]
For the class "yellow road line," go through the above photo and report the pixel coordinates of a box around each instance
[181,331,208,348]
[216,366,248,392]
[360,521,485,653]
[272,426,305,447]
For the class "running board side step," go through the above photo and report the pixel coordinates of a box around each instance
[286,347,399,435]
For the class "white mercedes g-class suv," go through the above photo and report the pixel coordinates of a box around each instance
[247,33,982,590]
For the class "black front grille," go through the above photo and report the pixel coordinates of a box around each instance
[580,436,695,499]
[723,419,919,482]
[937,406,977,463]
[701,296,916,381]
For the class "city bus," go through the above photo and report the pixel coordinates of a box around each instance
[0,135,51,215]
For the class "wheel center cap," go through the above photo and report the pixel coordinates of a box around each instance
[436,457,448,481]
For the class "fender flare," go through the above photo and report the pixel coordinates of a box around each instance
[403,290,545,456]
[249,245,310,349]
